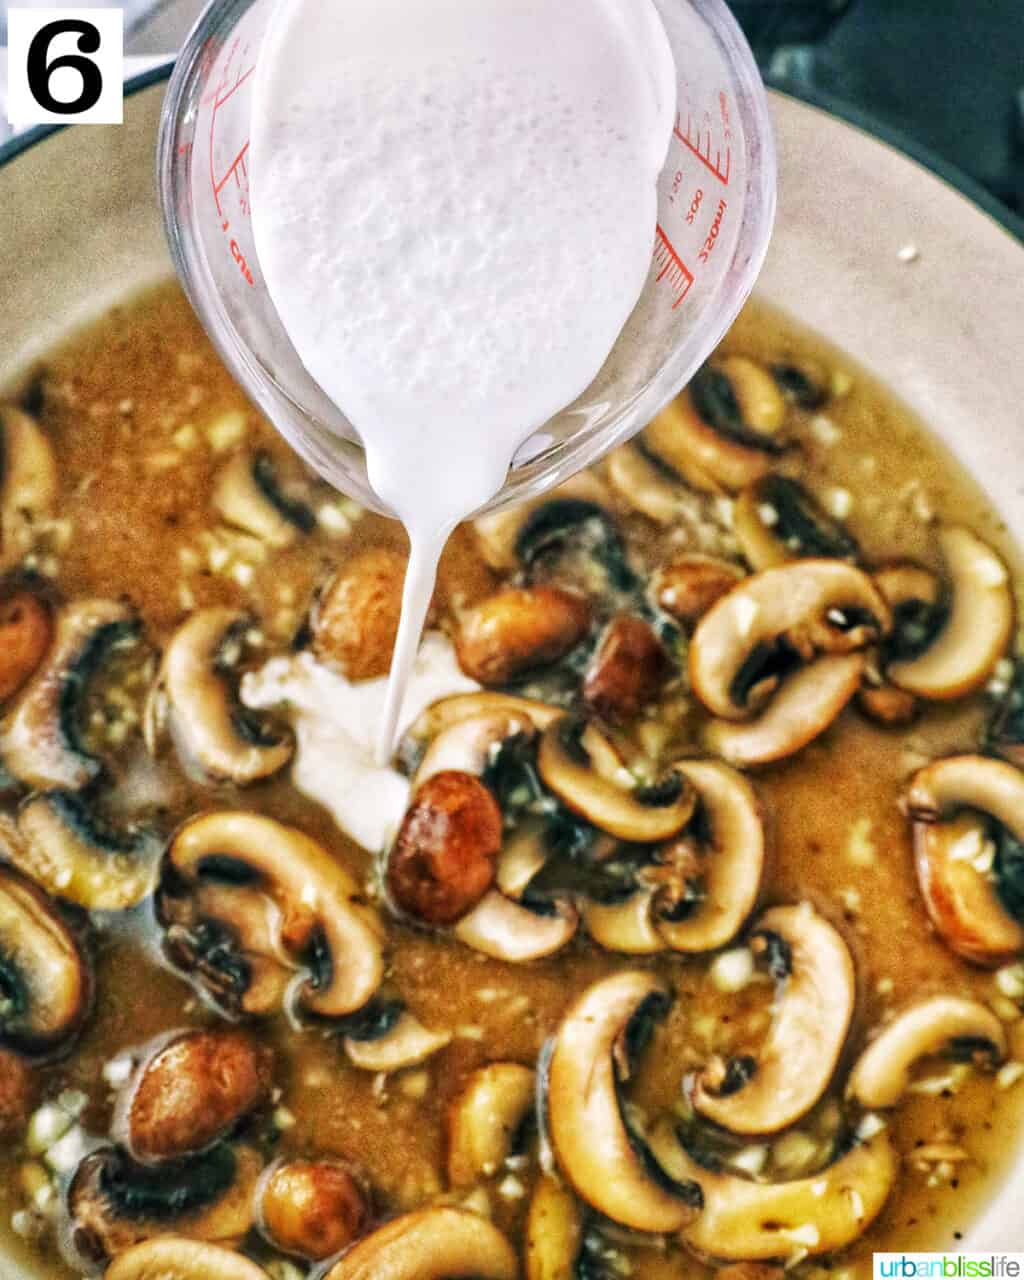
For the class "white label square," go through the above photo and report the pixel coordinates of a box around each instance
[6,8,124,127]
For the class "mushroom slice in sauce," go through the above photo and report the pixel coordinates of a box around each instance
[161,812,383,1019]
[642,359,787,495]
[647,1119,897,1261]
[322,1207,518,1280]
[0,599,139,791]
[68,1143,262,1264]
[526,1176,583,1280]
[0,863,90,1055]
[847,996,1006,1109]
[607,442,689,525]
[343,1009,452,1072]
[0,405,58,572]
[105,1238,270,1280]
[406,691,560,748]
[653,760,765,952]
[213,449,315,548]
[446,1061,535,1186]
[473,474,613,572]
[582,887,666,955]
[412,708,545,789]
[689,560,889,721]
[888,527,1013,700]
[693,902,855,1135]
[905,755,1024,966]
[454,890,579,963]
[538,715,696,843]
[148,608,292,784]
[17,791,161,911]
[546,971,703,1233]
[703,653,866,768]
[733,475,859,571]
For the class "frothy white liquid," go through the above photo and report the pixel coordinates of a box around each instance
[251,0,676,758]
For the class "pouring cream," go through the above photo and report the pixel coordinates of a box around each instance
[250,0,676,758]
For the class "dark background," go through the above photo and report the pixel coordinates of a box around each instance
[730,0,1024,216]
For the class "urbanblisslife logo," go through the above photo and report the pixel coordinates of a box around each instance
[875,1256,1024,1279]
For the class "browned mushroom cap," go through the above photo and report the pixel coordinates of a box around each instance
[693,903,855,1135]
[0,590,53,704]
[0,1047,35,1139]
[653,556,745,626]
[847,996,1007,1108]
[0,405,58,573]
[312,547,414,682]
[888,527,1013,701]
[547,971,702,1233]
[455,586,591,686]
[583,616,670,723]
[257,1158,370,1260]
[70,1144,262,1263]
[323,1207,518,1280]
[105,1238,270,1280]
[164,812,383,1018]
[538,715,696,843]
[647,1119,897,1260]
[906,755,1024,966]
[116,1029,274,1165]
[689,560,889,721]
[0,863,91,1055]
[703,653,866,768]
[149,608,292,784]
[0,598,139,791]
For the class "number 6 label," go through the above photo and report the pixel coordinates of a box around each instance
[6,8,124,126]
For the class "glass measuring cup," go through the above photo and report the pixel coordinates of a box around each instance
[158,0,776,518]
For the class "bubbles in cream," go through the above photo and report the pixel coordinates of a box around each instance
[250,0,676,756]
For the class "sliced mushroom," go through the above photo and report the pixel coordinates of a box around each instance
[149,609,292,784]
[17,791,161,911]
[582,888,665,954]
[547,970,703,1232]
[105,1238,270,1280]
[115,1028,273,1164]
[413,710,541,789]
[408,691,560,745]
[647,1119,897,1261]
[257,1158,369,1260]
[734,476,858,571]
[0,589,53,703]
[538,715,696,843]
[161,812,383,1019]
[692,903,855,1135]
[652,761,765,952]
[343,1009,452,1071]
[905,755,1024,966]
[0,405,58,571]
[689,560,889,720]
[455,586,591,686]
[607,443,688,525]
[454,890,579,962]
[847,996,1006,1108]
[0,863,90,1055]
[446,1061,535,1186]
[526,1177,583,1280]
[323,1207,518,1280]
[643,360,786,495]
[703,654,866,767]
[69,1143,261,1263]
[0,598,139,791]
[213,449,314,548]
[473,474,613,572]
[771,360,830,410]
[888,527,1013,700]
[653,556,745,627]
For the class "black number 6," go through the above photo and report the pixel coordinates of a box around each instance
[27,19,104,115]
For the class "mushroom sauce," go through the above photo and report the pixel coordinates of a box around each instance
[2,284,1024,1279]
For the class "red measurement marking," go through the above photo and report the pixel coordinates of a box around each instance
[653,224,695,309]
[674,112,731,186]
[212,140,250,214]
